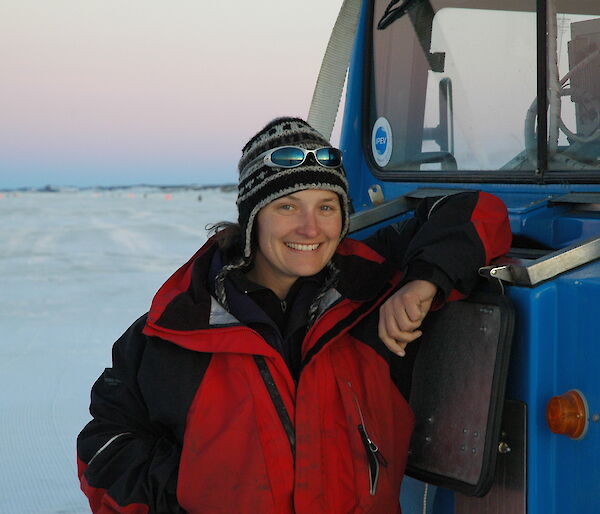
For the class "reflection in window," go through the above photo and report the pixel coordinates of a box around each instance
[369,0,600,175]
[547,7,600,171]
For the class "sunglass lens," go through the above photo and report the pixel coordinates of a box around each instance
[270,147,305,167]
[315,148,342,167]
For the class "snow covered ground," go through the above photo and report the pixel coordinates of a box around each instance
[0,188,237,513]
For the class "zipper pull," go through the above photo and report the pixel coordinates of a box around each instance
[350,383,388,496]
[358,424,382,495]
[281,299,287,312]
[359,424,388,467]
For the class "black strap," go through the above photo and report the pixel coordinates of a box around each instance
[378,0,445,72]
[253,355,296,460]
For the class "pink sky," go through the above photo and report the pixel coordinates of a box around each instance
[0,1,344,188]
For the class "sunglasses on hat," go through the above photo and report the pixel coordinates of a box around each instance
[251,146,343,169]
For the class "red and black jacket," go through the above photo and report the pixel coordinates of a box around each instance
[77,192,511,513]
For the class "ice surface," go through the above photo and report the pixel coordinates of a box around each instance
[0,188,237,513]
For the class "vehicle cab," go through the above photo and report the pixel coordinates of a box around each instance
[338,1,600,512]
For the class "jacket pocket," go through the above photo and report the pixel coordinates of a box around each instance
[347,381,388,496]
[358,422,388,495]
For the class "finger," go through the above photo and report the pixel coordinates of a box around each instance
[378,332,406,356]
[380,331,422,357]
[395,341,408,357]
[378,306,421,356]
[379,311,423,345]
[381,300,421,333]
[378,316,404,355]
[378,319,423,356]
[404,300,424,323]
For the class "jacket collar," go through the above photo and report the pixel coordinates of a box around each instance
[142,236,396,348]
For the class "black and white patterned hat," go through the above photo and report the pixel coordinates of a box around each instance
[237,117,350,258]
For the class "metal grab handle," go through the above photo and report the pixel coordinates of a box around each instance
[479,235,600,286]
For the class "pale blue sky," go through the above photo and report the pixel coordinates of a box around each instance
[0,1,343,188]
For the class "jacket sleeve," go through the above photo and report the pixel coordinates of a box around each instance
[364,191,511,301]
[77,316,185,514]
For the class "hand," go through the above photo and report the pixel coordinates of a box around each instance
[378,280,438,357]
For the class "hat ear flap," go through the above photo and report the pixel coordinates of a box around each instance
[213,255,252,311]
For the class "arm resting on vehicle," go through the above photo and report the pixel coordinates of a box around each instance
[370,191,511,356]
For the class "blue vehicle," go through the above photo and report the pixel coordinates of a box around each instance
[311,0,600,512]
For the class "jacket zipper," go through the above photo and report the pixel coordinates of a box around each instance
[254,356,296,460]
[348,382,388,495]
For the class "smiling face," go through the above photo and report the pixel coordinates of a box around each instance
[246,189,343,299]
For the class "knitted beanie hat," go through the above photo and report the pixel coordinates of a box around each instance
[236,117,350,259]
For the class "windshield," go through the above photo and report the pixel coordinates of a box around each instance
[367,0,600,180]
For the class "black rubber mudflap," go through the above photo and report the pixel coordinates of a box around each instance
[406,291,515,497]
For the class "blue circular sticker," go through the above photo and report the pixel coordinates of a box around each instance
[371,117,393,166]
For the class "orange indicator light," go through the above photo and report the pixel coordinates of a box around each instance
[546,389,588,439]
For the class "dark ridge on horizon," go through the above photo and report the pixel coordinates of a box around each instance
[0,183,238,193]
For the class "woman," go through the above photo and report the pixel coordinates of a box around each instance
[77,117,511,513]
